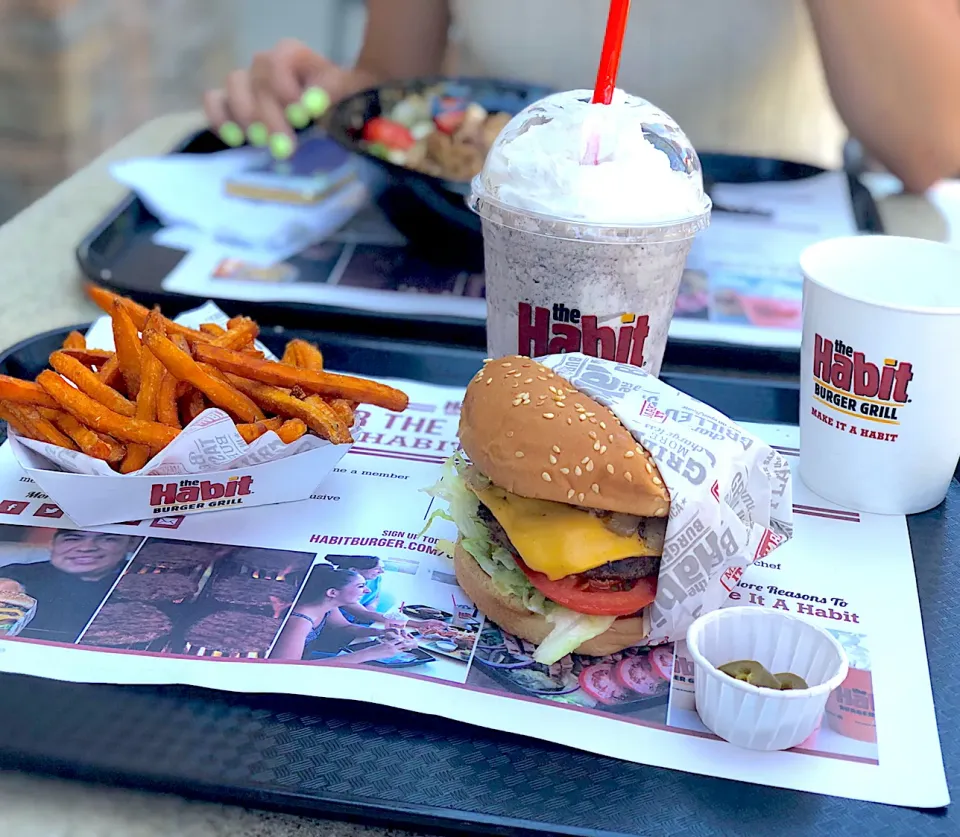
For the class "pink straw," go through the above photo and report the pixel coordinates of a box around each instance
[582,0,632,165]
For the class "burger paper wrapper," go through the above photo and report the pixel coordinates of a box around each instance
[539,353,794,646]
[7,302,351,526]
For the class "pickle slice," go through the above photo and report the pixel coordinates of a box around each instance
[717,660,782,689]
[773,672,809,690]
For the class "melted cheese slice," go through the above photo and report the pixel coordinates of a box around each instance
[473,485,659,580]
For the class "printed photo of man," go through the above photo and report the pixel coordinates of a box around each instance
[0,530,142,644]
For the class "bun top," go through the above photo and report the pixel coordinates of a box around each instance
[459,356,670,517]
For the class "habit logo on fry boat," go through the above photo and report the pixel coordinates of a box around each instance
[150,475,254,513]
[812,334,913,425]
[517,303,651,367]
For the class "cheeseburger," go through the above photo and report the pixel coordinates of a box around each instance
[433,356,670,664]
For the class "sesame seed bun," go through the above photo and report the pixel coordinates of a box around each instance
[460,356,670,517]
[454,541,649,655]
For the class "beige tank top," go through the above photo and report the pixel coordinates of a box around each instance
[450,0,846,168]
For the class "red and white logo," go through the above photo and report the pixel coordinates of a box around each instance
[812,334,913,422]
[149,475,254,507]
[720,565,744,593]
[637,399,668,424]
[753,529,786,562]
[517,303,651,368]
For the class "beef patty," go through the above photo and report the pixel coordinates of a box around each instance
[476,503,661,582]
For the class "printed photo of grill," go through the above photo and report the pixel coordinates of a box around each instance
[79,603,172,651]
[70,539,316,662]
[113,572,200,604]
[132,540,236,577]
[226,548,314,582]
[211,576,295,614]
[183,610,283,658]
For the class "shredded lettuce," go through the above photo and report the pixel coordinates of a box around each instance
[421,453,488,558]
[536,610,616,665]
[423,455,616,664]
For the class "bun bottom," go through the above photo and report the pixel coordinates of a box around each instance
[454,541,649,657]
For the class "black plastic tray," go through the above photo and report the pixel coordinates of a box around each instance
[323,75,884,271]
[325,75,553,268]
[75,127,884,370]
[0,327,954,837]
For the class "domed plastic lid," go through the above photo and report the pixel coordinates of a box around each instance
[470,89,711,239]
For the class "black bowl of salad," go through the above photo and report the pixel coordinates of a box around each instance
[326,76,553,270]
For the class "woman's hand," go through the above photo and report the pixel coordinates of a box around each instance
[203,38,377,157]
[344,634,416,664]
[381,633,418,652]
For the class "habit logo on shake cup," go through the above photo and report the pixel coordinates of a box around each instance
[469,89,712,377]
[518,303,651,365]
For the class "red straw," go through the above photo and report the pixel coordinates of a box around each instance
[592,0,632,104]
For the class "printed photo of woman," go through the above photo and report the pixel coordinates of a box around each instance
[326,555,446,633]
[270,564,416,665]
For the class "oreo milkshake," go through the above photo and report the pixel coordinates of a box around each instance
[470,89,711,376]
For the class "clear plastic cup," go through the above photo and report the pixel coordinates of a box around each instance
[470,89,711,376]
[383,608,409,631]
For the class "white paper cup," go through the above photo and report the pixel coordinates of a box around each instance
[799,235,960,514]
[686,607,849,751]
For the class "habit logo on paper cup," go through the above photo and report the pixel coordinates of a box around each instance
[149,475,254,513]
[517,303,651,367]
[811,334,913,438]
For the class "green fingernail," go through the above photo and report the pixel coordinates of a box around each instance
[269,133,294,160]
[247,122,269,147]
[285,102,310,129]
[218,121,244,148]
[301,86,330,118]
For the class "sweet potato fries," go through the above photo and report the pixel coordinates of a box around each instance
[0,288,409,472]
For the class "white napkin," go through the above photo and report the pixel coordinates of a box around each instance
[110,148,370,254]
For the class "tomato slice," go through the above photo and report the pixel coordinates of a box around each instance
[434,111,465,134]
[614,655,663,696]
[362,117,415,151]
[516,559,657,616]
[578,663,633,705]
[649,646,674,681]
